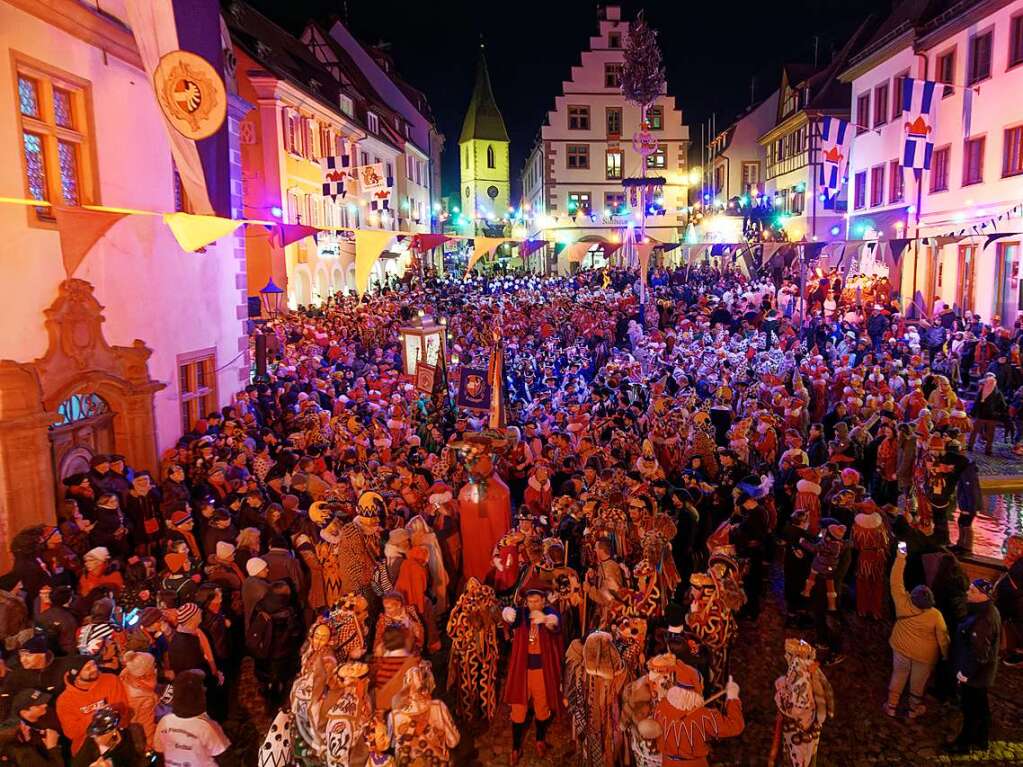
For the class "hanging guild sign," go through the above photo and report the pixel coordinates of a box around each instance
[358,162,392,211]
[456,367,492,412]
[152,50,227,140]
[415,363,437,394]
[358,163,387,195]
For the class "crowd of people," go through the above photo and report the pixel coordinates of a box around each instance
[1,262,1023,767]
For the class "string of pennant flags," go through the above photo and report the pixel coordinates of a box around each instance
[0,196,552,295]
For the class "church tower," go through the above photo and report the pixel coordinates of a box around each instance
[459,48,510,232]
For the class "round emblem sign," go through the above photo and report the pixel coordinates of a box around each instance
[487,185,499,199]
[153,50,227,140]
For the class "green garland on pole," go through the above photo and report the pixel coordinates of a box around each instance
[621,11,665,108]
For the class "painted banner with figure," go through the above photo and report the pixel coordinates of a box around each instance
[456,367,492,412]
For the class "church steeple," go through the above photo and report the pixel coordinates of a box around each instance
[458,44,510,233]
[459,48,509,143]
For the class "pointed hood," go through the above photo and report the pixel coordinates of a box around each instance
[460,48,509,143]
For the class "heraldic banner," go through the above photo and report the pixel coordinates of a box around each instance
[456,367,492,412]
[126,0,231,217]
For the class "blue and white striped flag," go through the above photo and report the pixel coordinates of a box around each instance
[818,116,852,196]
[901,78,938,170]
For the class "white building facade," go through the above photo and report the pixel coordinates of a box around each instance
[843,0,1023,325]
[0,0,248,557]
[521,5,690,273]
[704,91,778,203]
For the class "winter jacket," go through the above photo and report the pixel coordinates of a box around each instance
[120,670,158,747]
[35,605,79,656]
[971,388,1007,421]
[954,600,1002,688]
[0,655,72,720]
[56,673,130,754]
[995,559,1023,638]
[0,727,63,767]
[0,588,30,652]
[889,556,950,665]
[956,460,982,516]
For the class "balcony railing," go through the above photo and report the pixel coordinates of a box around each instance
[766,151,809,180]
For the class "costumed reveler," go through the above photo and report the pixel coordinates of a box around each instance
[563,630,627,767]
[770,639,834,767]
[444,577,500,721]
[501,588,563,764]
[390,660,461,765]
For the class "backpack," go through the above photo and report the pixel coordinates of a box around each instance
[245,604,295,660]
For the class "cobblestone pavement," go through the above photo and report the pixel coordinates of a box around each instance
[461,566,1023,767]
[218,566,1023,766]
[972,441,1023,479]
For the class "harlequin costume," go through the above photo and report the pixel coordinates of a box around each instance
[772,639,834,767]
[654,683,744,767]
[445,577,500,721]
[685,572,737,692]
[794,467,824,535]
[390,662,461,765]
[622,653,704,767]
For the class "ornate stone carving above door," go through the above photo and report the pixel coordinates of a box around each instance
[0,279,164,569]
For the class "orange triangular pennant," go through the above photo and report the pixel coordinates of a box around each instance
[53,206,128,278]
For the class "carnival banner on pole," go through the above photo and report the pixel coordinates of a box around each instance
[818,117,852,196]
[901,78,938,170]
[321,155,352,201]
[456,367,492,412]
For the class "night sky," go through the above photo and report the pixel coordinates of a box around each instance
[251,0,892,198]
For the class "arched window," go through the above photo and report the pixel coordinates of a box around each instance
[52,393,109,427]
[486,145,495,169]
[464,146,469,168]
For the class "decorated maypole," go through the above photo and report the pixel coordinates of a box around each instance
[621,11,666,314]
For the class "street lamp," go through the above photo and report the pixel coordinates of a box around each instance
[398,313,447,376]
[258,278,285,320]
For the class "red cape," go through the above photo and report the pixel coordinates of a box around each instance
[458,473,511,581]
[502,607,564,715]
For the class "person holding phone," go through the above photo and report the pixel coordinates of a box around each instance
[885,543,950,718]
[0,688,62,767]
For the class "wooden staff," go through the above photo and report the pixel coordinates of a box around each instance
[767,712,783,767]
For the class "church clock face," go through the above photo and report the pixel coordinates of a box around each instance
[487,185,499,199]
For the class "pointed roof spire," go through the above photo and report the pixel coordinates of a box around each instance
[459,46,509,144]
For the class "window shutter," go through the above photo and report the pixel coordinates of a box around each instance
[282,109,293,153]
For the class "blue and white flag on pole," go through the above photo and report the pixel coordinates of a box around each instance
[817,117,852,196]
[901,78,938,170]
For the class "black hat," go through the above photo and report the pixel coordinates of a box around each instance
[89,455,111,469]
[664,601,686,631]
[62,472,89,487]
[19,635,49,654]
[11,688,51,714]
[52,585,74,607]
[171,669,207,718]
